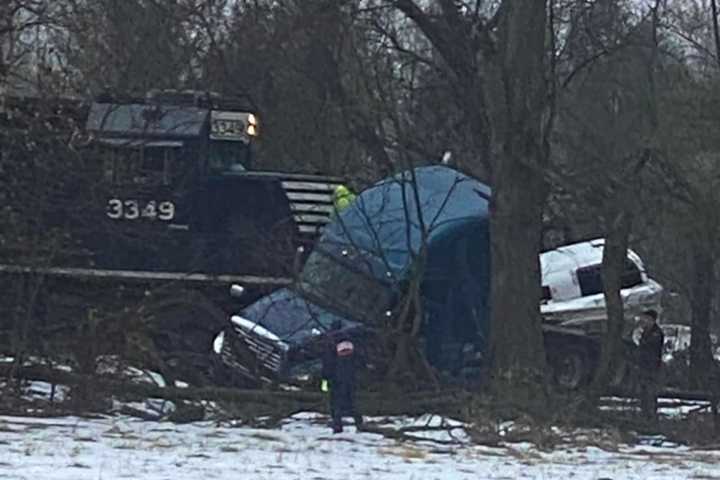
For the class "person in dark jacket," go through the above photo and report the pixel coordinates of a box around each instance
[634,310,664,420]
[321,320,363,433]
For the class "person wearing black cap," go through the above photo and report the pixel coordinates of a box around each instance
[320,320,363,433]
[634,310,664,420]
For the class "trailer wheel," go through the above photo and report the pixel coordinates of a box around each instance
[549,347,589,390]
[210,351,259,389]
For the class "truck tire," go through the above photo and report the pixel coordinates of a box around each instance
[210,351,259,389]
[549,346,589,390]
[139,291,228,386]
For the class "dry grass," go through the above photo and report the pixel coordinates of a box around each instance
[187,453,211,459]
[112,443,138,450]
[0,424,18,433]
[102,431,141,440]
[377,445,428,460]
[147,440,178,449]
[501,445,543,463]
[246,431,286,443]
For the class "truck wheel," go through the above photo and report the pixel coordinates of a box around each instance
[139,291,228,386]
[210,351,258,389]
[550,347,588,390]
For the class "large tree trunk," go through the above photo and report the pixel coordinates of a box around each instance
[489,161,548,407]
[689,236,715,390]
[394,1,553,406]
[489,1,550,411]
[588,210,631,400]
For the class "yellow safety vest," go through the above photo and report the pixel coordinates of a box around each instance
[333,185,356,213]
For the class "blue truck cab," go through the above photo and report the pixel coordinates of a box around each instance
[213,166,492,383]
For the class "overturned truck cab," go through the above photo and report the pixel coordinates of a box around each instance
[212,166,663,389]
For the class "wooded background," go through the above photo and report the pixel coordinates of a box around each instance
[2,0,720,405]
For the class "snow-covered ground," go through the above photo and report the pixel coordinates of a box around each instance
[1,411,719,480]
[3,354,719,479]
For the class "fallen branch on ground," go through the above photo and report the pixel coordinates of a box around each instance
[0,364,472,419]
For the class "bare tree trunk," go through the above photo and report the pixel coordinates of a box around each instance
[489,164,548,405]
[689,235,715,390]
[588,209,632,401]
[489,1,550,411]
[711,0,720,68]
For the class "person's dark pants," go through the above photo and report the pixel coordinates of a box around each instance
[637,369,660,420]
[330,382,362,432]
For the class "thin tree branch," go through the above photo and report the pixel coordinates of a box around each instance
[711,0,720,68]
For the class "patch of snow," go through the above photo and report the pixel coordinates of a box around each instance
[598,396,712,418]
[289,412,326,421]
[111,398,176,419]
[498,420,515,436]
[96,356,170,388]
[22,381,70,403]
[1,412,716,479]
[123,366,167,388]
[0,356,74,371]
[659,399,711,418]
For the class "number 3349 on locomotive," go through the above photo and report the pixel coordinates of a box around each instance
[106,199,175,221]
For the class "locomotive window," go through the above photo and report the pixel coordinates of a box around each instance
[140,147,171,184]
[102,144,179,185]
[208,140,249,173]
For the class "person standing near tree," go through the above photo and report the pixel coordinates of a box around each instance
[320,320,363,433]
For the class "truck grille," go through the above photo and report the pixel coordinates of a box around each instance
[226,323,286,374]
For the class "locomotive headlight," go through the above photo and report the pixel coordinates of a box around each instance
[247,113,259,137]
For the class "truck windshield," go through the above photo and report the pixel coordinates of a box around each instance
[298,248,394,324]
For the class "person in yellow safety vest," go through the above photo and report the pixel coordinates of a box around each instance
[332,184,356,214]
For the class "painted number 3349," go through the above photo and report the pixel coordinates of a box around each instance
[106,199,175,221]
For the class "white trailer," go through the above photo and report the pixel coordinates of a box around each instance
[539,239,664,388]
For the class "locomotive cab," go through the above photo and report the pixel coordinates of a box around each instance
[83,90,298,276]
